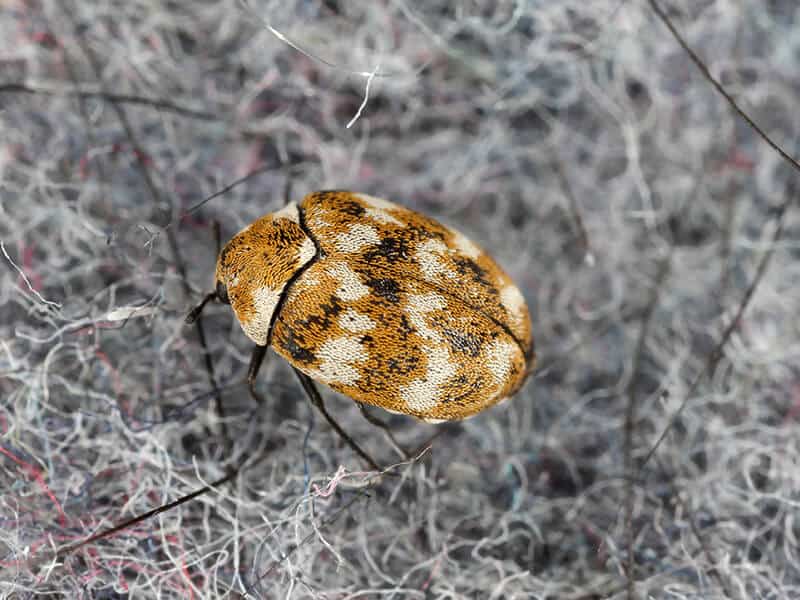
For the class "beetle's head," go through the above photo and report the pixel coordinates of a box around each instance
[212,203,316,345]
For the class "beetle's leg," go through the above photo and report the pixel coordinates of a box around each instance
[183,290,229,446]
[291,367,381,471]
[185,291,217,324]
[356,402,409,460]
[247,344,268,406]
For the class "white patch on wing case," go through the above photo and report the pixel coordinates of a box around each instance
[416,239,457,282]
[311,336,368,386]
[327,262,370,301]
[339,308,376,333]
[451,230,482,260]
[241,285,283,345]
[354,193,401,212]
[400,293,458,412]
[273,202,300,223]
[334,224,381,253]
[364,206,405,227]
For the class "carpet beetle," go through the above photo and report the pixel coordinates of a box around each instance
[205,191,534,422]
[62,198,534,555]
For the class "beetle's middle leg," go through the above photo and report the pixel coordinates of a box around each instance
[356,403,410,460]
[291,367,381,471]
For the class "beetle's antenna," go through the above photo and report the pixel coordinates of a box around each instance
[292,367,381,471]
[186,291,217,324]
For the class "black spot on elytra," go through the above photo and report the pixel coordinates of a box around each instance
[397,314,416,340]
[281,329,315,364]
[453,256,496,292]
[366,277,402,303]
[267,223,305,247]
[407,219,447,241]
[309,191,370,226]
[357,373,389,393]
[312,190,340,201]
[386,355,421,375]
[219,242,233,266]
[441,328,482,357]
[440,375,485,404]
[362,236,411,263]
[335,199,366,218]
[296,296,344,331]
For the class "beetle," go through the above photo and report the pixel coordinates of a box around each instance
[188,191,534,467]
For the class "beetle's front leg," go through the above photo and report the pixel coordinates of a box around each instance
[247,344,268,406]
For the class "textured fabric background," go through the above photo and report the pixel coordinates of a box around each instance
[1,1,799,597]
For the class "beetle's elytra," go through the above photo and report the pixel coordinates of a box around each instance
[213,191,534,422]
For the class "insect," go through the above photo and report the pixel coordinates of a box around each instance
[188,191,534,465]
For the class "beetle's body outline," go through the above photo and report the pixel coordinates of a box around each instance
[213,191,534,422]
[61,191,535,555]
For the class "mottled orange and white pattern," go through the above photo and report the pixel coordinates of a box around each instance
[215,191,534,421]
